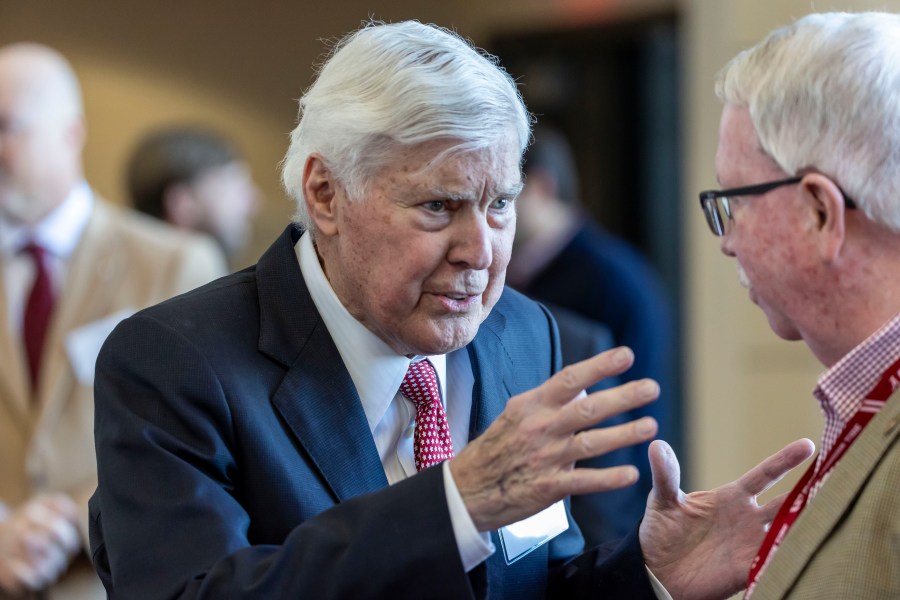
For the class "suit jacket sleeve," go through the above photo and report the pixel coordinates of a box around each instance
[90,313,474,600]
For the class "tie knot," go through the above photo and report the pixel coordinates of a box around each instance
[400,359,440,409]
[21,241,48,262]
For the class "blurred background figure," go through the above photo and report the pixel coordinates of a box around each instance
[0,43,226,598]
[127,126,262,268]
[507,123,676,546]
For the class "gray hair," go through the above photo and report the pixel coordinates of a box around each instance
[280,20,532,230]
[716,12,900,230]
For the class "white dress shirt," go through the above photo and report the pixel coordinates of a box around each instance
[295,231,494,571]
[0,182,93,335]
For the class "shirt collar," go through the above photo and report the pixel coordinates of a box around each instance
[814,311,900,423]
[0,181,94,259]
[295,230,447,432]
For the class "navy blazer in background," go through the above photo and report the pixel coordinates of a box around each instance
[548,305,648,546]
[89,225,654,599]
[517,221,677,504]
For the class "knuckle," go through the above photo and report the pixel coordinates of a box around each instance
[557,365,581,392]
[532,477,556,499]
[575,396,598,422]
[576,431,594,456]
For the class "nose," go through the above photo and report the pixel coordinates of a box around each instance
[719,230,736,257]
[449,212,493,270]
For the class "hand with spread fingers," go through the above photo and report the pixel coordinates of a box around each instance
[640,438,816,600]
[451,347,660,532]
[0,494,82,595]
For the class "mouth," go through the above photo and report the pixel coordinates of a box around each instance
[432,291,482,312]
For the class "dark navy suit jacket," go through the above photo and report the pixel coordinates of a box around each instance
[89,225,654,599]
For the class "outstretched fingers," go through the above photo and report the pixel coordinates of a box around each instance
[558,464,642,496]
[539,347,635,409]
[736,438,816,497]
[564,416,658,464]
[556,378,659,434]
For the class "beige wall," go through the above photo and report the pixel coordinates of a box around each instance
[3,0,897,497]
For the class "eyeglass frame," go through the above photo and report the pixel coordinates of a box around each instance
[698,175,857,236]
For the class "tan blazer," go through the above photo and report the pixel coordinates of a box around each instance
[752,388,900,599]
[0,200,227,600]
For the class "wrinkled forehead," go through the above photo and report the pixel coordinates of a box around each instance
[412,138,524,193]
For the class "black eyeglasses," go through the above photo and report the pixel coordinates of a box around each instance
[698,176,857,236]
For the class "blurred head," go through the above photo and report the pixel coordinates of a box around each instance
[128,127,261,258]
[712,12,900,359]
[282,20,530,356]
[516,124,581,245]
[0,43,85,225]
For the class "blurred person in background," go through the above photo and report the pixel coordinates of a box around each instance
[508,124,676,546]
[127,126,262,268]
[703,11,900,598]
[0,43,226,598]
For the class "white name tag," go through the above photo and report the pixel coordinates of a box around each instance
[498,500,569,564]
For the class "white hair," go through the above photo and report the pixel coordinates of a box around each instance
[280,20,532,230]
[716,12,900,230]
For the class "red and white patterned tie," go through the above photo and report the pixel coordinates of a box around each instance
[399,359,454,471]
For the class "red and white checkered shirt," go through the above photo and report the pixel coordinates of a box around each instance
[810,311,900,498]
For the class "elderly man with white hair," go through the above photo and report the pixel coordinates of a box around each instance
[90,20,812,600]
[700,11,900,599]
[0,44,226,598]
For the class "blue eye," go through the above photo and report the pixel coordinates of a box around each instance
[491,197,513,211]
[423,201,447,212]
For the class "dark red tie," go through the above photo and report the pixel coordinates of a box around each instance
[22,242,54,390]
[399,359,454,471]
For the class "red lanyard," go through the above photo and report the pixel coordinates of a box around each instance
[744,356,899,598]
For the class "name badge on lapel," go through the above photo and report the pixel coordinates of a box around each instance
[498,500,569,564]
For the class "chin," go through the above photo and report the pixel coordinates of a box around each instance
[764,315,803,341]
[409,326,479,356]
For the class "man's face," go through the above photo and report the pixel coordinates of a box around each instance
[0,60,80,224]
[190,160,261,257]
[715,104,818,341]
[319,138,521,356]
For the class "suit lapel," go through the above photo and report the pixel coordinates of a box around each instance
[467,306,512,439]
[0,258,30,429]
[753,390,900,598]
[261,226,387,502]
[36,202,125,423]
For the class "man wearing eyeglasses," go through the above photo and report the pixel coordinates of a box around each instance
[700,12,900,599]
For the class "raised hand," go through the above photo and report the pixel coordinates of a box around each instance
[0,493,82,594]
[640,438,816,600]
[451,347,660,532]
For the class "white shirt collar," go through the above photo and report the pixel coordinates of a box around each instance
[0,181,94,259]
[295,230,447,432]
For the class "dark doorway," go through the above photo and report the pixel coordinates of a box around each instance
[491,12,684,461]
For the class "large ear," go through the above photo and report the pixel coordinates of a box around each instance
[303,154,340,237]
[162,183,199,228]
[800,173,847,263]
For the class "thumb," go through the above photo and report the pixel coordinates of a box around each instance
[648,439,682,506]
